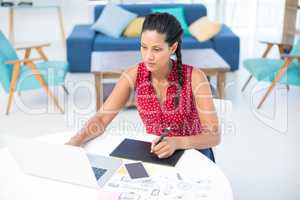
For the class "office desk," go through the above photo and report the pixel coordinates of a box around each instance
[0,131,233,200]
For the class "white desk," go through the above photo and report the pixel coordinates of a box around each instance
[0,131,233,200]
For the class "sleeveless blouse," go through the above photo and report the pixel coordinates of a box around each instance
[135,60,202,137]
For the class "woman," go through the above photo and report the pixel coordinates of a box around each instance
[66,13,220,162]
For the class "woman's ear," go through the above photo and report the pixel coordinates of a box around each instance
[170,42,178,54]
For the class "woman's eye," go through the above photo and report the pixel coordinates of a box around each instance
[154,48,161,52]
[141,46,147,49]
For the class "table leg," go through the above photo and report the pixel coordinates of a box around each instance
[217,72,226,99]
[9,8,15,45]
[95,73,103,111]
[57,6,66,47]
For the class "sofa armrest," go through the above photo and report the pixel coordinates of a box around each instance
[212,25,240,71]
[67,24,96,72]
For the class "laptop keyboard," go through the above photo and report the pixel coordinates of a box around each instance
[92,167,107,180]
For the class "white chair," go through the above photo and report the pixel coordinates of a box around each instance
[213,99,232,162]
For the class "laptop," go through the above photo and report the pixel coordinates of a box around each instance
[7,137,122,188]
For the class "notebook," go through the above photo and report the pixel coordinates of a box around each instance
[109,138,184,166]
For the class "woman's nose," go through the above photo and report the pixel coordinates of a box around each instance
[145,51,154,61]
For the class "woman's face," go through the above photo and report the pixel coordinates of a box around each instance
[140,30,177,72]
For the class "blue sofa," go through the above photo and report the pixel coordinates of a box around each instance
[67,4,240,72]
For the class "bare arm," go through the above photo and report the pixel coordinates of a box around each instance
[152,69,220,158]
[176,68,220,149]
[66,66,137,146]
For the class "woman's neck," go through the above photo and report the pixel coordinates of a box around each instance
[151,60,172,83]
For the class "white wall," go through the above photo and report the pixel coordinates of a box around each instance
[0,0,90,44]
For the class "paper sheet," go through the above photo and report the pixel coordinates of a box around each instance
[103,164,213,200]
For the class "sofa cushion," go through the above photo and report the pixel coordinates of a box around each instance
[151,7,190,36]
[91,3,137,38]
[189,16,221,42]
[123,17,145,37]
[93,34,141,51]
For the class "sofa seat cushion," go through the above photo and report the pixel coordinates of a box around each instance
[93,34,140,51]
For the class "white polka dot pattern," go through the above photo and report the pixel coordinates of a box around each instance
[135,59,202,136]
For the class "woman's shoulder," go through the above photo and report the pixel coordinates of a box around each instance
[122,64,139,81]
[182,63,197,71]
[190,67,209,90]
[191,67,205,78]
[123,62,144,76]
[181,64,205,78]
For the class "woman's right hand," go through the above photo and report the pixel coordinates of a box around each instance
[65,136,82,146]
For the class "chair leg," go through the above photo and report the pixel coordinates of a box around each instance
[62,85,69,95]
[25,61,64,113]
[24,48,31,59]
[257,59,291,109]
[6,62,21,115]
[257,81,277,109]
[242,43,272,94]
[241,75,253,92]
[36,47,48,61]
[262,43,273,58]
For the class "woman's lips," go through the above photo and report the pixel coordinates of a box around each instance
[146,63,155,68]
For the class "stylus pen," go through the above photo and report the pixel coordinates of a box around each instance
[154,127,171,147]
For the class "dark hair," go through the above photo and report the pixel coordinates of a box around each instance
[141,13,183,107]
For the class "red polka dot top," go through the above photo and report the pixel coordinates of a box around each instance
[135,59,202,137]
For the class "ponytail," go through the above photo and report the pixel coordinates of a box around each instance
[174,40,183,108]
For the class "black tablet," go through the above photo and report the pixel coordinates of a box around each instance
[110,138,184,167]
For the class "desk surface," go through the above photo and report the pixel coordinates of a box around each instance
[0,131,233,200]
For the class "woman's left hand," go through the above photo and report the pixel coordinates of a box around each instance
[151,137,178,158]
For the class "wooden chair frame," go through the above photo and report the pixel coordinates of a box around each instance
[4,42,66,115]
[241,40,296,109]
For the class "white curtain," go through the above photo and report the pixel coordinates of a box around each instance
[216,0,286,59]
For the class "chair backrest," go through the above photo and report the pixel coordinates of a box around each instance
[0,31,19,93]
